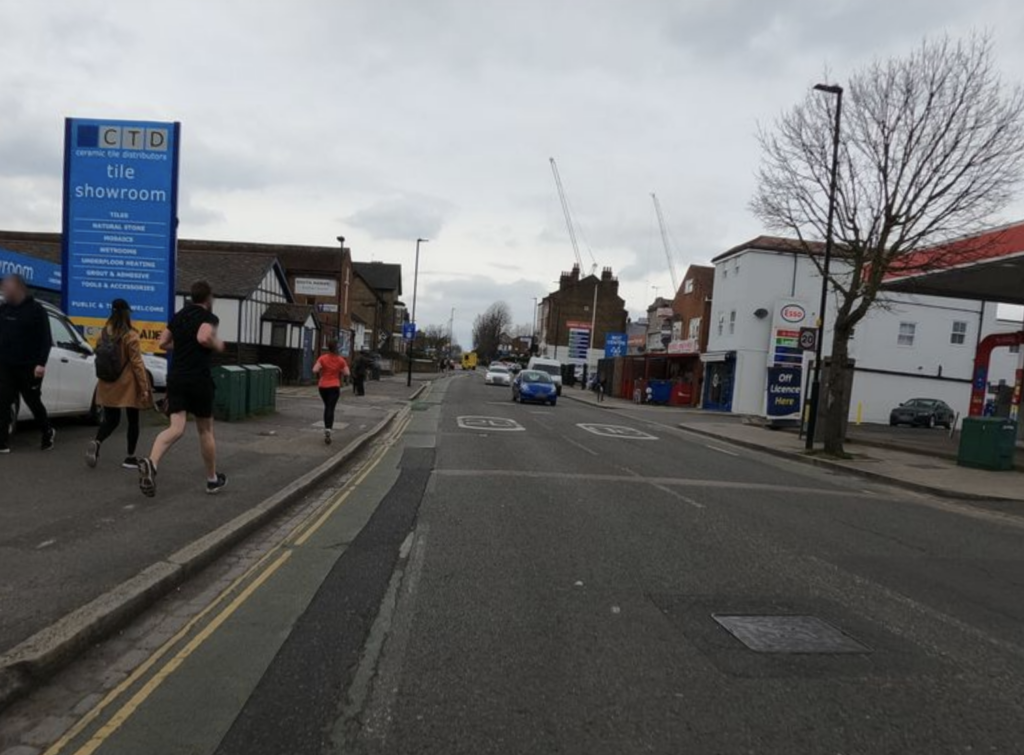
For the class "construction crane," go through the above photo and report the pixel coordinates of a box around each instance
[549,157,597,274]
[652,192,679,293]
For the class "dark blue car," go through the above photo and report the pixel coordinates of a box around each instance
[512,370,557,406]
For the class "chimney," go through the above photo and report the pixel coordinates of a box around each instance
[601,266,613,282]
[559,270,572,289]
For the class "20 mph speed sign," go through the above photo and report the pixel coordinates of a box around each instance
[798,327,818,351]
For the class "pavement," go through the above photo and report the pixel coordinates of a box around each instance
[562,387,1024,503]
[0,376,426,660]
[3,371,1024,754]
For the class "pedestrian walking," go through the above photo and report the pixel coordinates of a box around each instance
[597,377,606,403]
[312,339,349,445]
[0,274,54,453]
[352,351,368,396]
[137,280,226,497]
[85,299,152,469]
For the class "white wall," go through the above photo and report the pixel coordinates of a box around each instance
[706,246,1019,423]
[173,294,240,344]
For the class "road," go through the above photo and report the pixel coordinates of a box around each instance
[3,373,1024,754]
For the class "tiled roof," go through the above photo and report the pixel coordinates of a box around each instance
[712,235,828,263]
[176,250,283,299]
[353,261,402,294]
[262,302,317,325]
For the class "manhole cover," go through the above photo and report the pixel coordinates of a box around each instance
[713,614,870,654]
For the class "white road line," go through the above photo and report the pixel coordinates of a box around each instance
[561,435,599,456]
[705,444,739,457]
[652,483,705,509]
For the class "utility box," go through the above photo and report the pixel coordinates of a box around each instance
[258,364,281,413]
[240,365,262,416]
[212,365,247,422]
[957,417,1017,471]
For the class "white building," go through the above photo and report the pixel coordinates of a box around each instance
[702,236,1019,424]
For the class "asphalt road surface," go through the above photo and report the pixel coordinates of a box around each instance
[6,373,1024,755]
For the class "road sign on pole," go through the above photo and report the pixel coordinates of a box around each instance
[403,322,417,341]
[799,327,818,351]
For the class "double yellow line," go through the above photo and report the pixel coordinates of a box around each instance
[45,410,413,755]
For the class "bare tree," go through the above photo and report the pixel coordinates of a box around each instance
[509,322,534,339]
[752,34,1024,455]
[472,301,512,359]
[414,324,450,355]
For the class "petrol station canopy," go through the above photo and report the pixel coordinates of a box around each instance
[882,220,1024,305]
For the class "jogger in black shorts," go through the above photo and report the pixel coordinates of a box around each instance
[138,281,227,497]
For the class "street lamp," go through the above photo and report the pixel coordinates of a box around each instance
[805,82,843,450]
[407,237,428,387]
[336,235,345,354]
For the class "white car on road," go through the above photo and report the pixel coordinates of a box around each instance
[484,364,512,386]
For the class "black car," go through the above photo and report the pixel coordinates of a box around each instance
[889,398,955,428]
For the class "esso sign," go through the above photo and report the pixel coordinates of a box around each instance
[780,305,806,323]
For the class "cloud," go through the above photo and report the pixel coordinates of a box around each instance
[345,194,454,241]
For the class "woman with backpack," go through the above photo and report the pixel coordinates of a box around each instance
[86,298,152,469]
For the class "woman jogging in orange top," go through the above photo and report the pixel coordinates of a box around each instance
[312,339,350,445]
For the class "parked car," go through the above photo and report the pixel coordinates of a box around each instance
[2,297,100,438]
[484,364,512,386]
[142,352,167,392]
[889,398,955,428]
[526,357,563,395]
[512,369,558,406]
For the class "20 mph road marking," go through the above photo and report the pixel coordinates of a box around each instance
[577,423,657,440]
[457,416,525,431]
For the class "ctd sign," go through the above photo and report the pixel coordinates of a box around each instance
[61,117,181,353]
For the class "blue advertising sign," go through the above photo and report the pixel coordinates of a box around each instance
[604,332,628,358]
[62,117,180,352]
[766,365,803,418]
[0,247,62,291]
[402,322,417,341]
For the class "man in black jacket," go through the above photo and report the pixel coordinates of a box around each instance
[0,274,54,453]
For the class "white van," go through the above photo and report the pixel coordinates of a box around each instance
[526,357,563,395]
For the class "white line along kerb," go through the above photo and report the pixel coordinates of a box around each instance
[576,423,658,440]
[457,416,526,432]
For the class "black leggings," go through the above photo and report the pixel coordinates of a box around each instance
[319,387,340,430]
[96,407,140,456]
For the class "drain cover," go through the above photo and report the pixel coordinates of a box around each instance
[713,614,870,654]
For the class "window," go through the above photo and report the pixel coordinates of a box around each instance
[729,310,736,335]
[49,315,85,351]
[688,317,701,339]
[684,279,694,294]
[717,314,724,337]
[897,322,916,347]
[271,322,288,347]
[1010,343,1020,354]
[950,320,968,345]
[722,268,728,279]
[734,261,740,276]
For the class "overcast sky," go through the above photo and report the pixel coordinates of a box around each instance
[2,1,1024,347]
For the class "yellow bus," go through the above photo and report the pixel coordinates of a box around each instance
[461,352,478,370]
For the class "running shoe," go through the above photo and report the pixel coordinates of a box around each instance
[122,456,140,469]
[86,440,100,468]
[138,458,157,498]
[206,473,228,495]
[41,428,56,451]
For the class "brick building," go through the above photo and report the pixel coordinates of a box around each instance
[351,262,406,355]
[538,265,627,367]
[669,265,714,355]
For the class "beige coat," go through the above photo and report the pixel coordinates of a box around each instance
[95,329,152,409]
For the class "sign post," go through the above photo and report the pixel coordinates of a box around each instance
[604,332,627,358]
[566,320,591,365]
[62,118,181,352]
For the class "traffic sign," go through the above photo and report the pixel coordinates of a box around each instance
[798,327,818,351]
[604,332,628,358]
[402,322,416,341]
